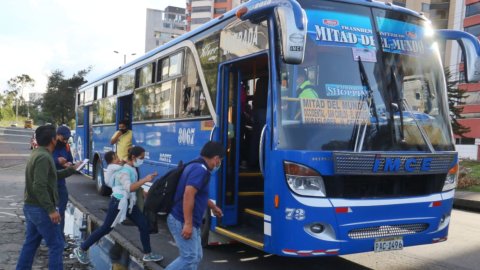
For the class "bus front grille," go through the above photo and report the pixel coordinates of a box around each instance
[348,223,429,239]
[323,174,446,199]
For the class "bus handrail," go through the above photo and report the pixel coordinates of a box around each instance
[210,126,216,141]
[259,124,266,179]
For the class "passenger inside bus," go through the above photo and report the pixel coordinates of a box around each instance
[249,76,268,169]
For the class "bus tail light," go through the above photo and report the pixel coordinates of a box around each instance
[443,163,458,191]
[284,161,326,197]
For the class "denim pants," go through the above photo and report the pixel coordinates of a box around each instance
[57,184,68,243]
[80,197,151,254]
[165,214,203,270]
[17,205,64,270]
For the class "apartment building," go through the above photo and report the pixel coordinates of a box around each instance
[455,0,480,144]
[145,7,186,53]
[186,0,246,31]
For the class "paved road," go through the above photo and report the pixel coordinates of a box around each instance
[2,126,480,270]
[0,126,89,270]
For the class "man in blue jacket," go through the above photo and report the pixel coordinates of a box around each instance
[44,125,73,248]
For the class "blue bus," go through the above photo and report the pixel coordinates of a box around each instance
[75,0,480,256]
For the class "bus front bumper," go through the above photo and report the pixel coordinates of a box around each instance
[275,190,454,256]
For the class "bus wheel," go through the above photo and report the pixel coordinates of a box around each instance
[201,208,211,247]
[95,159,108,196]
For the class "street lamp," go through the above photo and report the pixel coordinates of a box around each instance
[114,51,136,64]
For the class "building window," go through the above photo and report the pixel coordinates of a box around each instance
[156,40,159,45]
[215,0,227,2]
[192,18,210,24]
[214,8,227,14]
[459,71,466,85]
[466,2,480,17]
[465,24,480,37]
[164,23,171,28]
[421,3,430,12]
[392,0,406,7]
[192,6,211,12]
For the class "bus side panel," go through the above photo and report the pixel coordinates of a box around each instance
[132,120,214,192]
[91,126,117,169]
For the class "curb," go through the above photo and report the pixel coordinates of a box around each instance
[68,195,164,270]
[453,198,480,213]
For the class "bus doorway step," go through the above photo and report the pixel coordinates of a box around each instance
[215,225,264,250]
[244,208,264,231]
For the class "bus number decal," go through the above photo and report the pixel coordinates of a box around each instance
[178,128,195,146]
[286,208,306,221]
[159,153,172,163]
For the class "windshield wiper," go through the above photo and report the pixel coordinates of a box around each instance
[390,68,435,153]
[352,58,380,152]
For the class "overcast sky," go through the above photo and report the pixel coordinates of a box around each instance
[0,0,179,100]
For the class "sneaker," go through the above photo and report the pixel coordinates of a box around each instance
[64,243,70,250]
[74,247,90,264]
[143,253,163,262]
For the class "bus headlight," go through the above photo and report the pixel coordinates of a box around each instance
[443,163,458,191]
[284,161,326,197]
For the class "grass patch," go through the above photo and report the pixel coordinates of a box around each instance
[458,160,480,192]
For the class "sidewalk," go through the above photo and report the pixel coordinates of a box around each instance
[453,191,480,212]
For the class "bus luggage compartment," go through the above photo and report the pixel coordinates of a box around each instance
[331,190,454,255]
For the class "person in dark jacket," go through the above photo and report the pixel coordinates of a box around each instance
[46,125,74,249]
[16,125,81,270]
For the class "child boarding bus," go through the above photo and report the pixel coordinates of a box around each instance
[75,0,480,256]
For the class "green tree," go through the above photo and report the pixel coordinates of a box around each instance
[446,68,471,137]
[7,74,35,121]
[42,67,91,125]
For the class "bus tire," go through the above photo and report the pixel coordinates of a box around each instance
[201,208,211,247]
[95,159,109,196]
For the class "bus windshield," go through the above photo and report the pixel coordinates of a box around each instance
[277,1,455,152]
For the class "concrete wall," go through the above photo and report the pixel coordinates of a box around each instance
[456,144,479,160]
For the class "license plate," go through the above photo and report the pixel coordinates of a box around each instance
[374,236,403,252]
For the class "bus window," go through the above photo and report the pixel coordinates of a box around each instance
[84,88,94,103]
[139,63,153,87]
[77,106,84,126]
[118,70,135,93]
[179,49,210,118]
[169,52,183,77]
[95,85,103,100]
[133,78,182,121]
[92,101,103,125]
[106,80,114,96]
[102,97,117,124]
[160,57,170,81]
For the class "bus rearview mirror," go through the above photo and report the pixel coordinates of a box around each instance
[275,6,307,65]
[436,30,480,84]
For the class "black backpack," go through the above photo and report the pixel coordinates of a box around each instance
[144,159,210,234]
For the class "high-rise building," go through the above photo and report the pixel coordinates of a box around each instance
[186,0,247,31]
[378,0,463,72]
[145,7,186,53]
[456,1,480,144]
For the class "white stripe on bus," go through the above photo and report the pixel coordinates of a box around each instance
[441,190,454,200]
[330,194,442,207]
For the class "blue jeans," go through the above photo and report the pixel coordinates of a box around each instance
[17,205,64,270]
[165,214,203,270]
[80,197,151,254]
[57,184,68,243]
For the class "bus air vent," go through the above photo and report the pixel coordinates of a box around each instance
[348,223,429,239]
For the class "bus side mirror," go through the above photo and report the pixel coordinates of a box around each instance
[275,6,307,65]
[436,30,480,83]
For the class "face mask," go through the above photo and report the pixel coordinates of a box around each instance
[120,129,127,134]
[133,157,144,167]
[211,158,221,174]
[56,140,66,148]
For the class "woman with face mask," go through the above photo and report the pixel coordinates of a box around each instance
[74,146,163,264]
